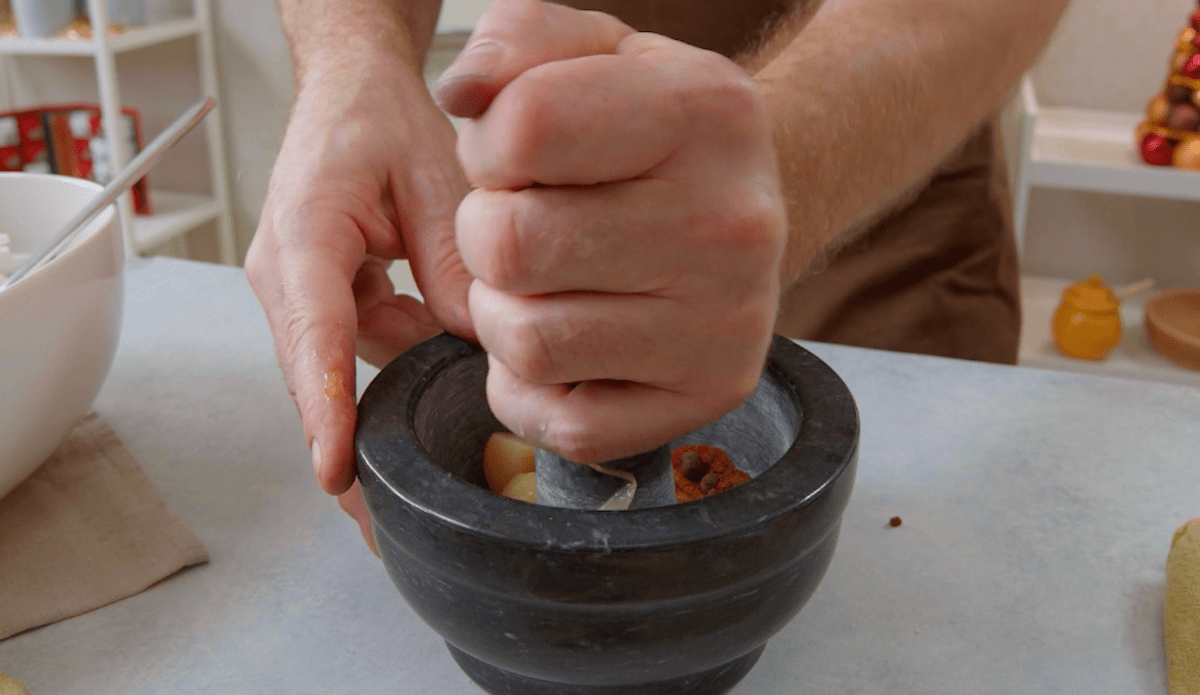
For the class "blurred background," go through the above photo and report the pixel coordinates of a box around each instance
[1,0,1197,384]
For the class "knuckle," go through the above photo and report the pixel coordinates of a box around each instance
[243,218,280,290]
[716,370,762,415]
[278,306,316,377]
[682,59,770,140]
[504,316,558,385]
[457,191,526,290]
[704,185,786,270]
[699,346,770,417]
[492,72,562,173]
[543,422,603,465]
[243,243,267,290]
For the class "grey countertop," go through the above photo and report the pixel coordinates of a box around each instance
[2,257,1198,694]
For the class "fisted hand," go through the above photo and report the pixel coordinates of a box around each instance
[437,0,787,464]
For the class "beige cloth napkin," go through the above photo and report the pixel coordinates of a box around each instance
[1168,518,1200,695]
[0,670,29,695]
[0,413,208,640]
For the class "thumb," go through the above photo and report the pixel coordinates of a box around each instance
[393,161,477,343]
[434,0,634,118]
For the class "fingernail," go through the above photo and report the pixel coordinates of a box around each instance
[311,438,323,479]
[440,39,505,84]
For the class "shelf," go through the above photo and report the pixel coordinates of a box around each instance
[0,0,236,265]
[0,18,201,57]
[131,190,221,252]
[1018,275,1200,387]
[1027,105,1200,201]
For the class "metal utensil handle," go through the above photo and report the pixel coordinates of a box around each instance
[590,462,639,511]
[0,97,216,290]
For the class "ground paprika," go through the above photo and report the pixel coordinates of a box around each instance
[671,444,750,503]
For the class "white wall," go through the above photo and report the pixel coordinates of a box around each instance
[439,0,491,32]
[205,0,295,261]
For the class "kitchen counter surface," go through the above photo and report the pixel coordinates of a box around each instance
[2,257,1198,694]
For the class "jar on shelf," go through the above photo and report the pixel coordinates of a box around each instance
[1052,275,1122,361]
[11,0,75,37]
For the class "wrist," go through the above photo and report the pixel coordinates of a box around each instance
[294,44,429,106]
[279,0,441,92]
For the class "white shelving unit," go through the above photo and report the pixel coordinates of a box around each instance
[1008,76,1200,386]
[0,0,235,265]
[1020,276,1200,387]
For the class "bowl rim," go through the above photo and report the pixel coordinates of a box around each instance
[0,172,115,288]
[356,334,860,551]
[1144,288,1200,348]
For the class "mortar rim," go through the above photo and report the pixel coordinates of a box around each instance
[356,334,859,551]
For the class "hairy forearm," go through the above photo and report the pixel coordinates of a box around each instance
[748,0,1069,285]
[277,0,443,91]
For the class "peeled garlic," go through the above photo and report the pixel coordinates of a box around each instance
[500,472,538,504]
[482,432,535,494]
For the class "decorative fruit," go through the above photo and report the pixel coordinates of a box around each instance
[1173,139,1200,169]
[1149,95,1172,123]
[1168,103,1200,130]
[1194,89,1200,109]
[1174,51,1191,74]
[1183,53,1200,79]
[1168,83,1193,104]
[1193,10,1200,32]
[1141,132,1177,166]
[1182,27,1197,46]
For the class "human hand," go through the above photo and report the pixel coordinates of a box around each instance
[246,55,475,513]
[436,0,787,464]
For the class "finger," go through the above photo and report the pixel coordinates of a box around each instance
[457,37,758,190]
[456,180,682,295]
[455,53,682,189]
[389,155,478,343]
[469,281,773,389]
[352,259,441,368]
[337,481,379,557]
[485,355,745,465]
[246,209,365,496]
[435,0,634,118]
[456,178,780,296]
[351,256,398,319]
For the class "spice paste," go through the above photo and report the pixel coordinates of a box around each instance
[671,444,750,503]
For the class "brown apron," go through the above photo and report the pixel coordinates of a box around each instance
[777,123,1022,365]
[557,0,1023,365]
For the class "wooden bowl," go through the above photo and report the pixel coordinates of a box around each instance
[1145,289,1200,371]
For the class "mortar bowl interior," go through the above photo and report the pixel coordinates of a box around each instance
[356,334,859,695]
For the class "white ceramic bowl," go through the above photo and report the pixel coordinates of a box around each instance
[0,173,123,499]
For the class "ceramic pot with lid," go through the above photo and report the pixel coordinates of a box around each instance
[1053,274,1122,360]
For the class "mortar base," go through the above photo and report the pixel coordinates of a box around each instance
[447,642,765,695]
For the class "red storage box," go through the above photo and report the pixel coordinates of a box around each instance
[0,103,152,215]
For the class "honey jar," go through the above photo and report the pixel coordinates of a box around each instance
[1052,275,1122,360]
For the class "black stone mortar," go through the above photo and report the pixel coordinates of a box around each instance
[356,334,859,695]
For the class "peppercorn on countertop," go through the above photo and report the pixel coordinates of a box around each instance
[1,257,1197,694]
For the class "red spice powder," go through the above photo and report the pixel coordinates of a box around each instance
[671,444,750,503]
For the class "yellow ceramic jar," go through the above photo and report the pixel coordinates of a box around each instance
[1053,275,1122,360]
